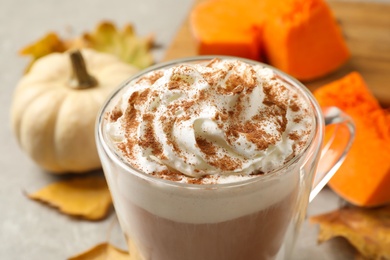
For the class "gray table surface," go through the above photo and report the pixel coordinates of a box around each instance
[0,0,378,259]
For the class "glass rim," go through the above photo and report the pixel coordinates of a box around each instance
[96,55,324,189]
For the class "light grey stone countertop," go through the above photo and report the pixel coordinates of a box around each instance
[0,0,383,259]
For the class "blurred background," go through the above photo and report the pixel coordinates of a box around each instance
[1,0,388,259]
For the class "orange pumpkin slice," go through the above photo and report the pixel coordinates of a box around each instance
[314,72,390,207]
[190,0,350,80]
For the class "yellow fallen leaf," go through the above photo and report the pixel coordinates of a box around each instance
[28,176,112,220]
[19,21,154,72]
[19,32,67,72]
[310,205,390,260]
[355,254,373,260]
[80,21,154,69]
[68,243,131,260]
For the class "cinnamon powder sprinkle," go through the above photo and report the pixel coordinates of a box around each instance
[123,103,139,137]
[109,106,123,122]
[128,91,139,106]
[293,117,302,123]
[195,137,242,171]
[152,170,183,182]
[228,122,277,151]
[196,137,217,156]
[137,88,151,106]
[139,114,164,158]
[202,69,228,88]
[224,67,257,93]
[209,155,242,171]
[187,175,217,185]
[205,58,220,67]
[111,59,312,183]
[161,116,181,155]
[135,70,164,85]
[167,66,195,90]
[214,111,229,121]
[289,100,300,112]
[289,131,300,141]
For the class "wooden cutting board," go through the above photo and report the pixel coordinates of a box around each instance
[163,0,390,106]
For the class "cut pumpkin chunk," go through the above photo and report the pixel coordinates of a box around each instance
[190,0,350,80]
[263,0,350,80]
[190,0,264,60]
[314,72,390,207]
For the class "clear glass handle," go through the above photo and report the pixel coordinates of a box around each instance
[309,106,355,202]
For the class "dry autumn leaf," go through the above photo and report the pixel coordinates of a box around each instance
[80,22,154,69]
[28,176,112,220]
[310,205,390,260]
[19,21,154,72]
[19,32,67,72]
[68,243,131,260]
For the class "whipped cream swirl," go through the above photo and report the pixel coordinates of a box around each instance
[107,59,313,183]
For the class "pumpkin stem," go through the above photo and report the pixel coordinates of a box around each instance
[69,50,98,89]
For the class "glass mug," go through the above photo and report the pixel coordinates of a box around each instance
[96,56,355,260]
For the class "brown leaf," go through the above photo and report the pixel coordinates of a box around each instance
[310,205,390,260]
[28,176,112,220]
[355,254,373,260]
[68,243,131,260]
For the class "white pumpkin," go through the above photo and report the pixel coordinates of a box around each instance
[11,49,138,173]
